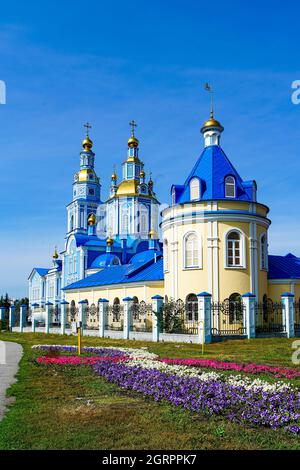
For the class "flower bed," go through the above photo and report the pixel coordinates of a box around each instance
[34,345,300,434]
[161,358,300,380]
[32,345,157,360]
[92,359,300,434]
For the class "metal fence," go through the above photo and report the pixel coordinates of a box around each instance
[131,301,153,332]
[211,300,245,336]
[255,299,285,335]
[84,303,99,330]
[159,299,198,335]
[294,301,300,336]
[66,306,78,328]
[107,304,124,331]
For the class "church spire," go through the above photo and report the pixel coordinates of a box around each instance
[201,83,224,147]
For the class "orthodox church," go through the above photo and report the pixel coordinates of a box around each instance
[28,110,300,311]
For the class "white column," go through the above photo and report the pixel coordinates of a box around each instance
[99,299,109,338]
[19,304,27,333]
[45,302,53,334]
[123,297,133,340]
[242,293,256,339]
[281,293,295,338]
[9,306,16,330]
[197,292,212,344]
[60,301,69,335]
[151,295,163,342]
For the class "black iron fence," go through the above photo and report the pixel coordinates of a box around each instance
[66,306,79,328]
[211,300,245,336]
[255,299,285,335]
[159,299,198,335]
[107,304,124,331]
[84,304,99,330]
[294,301,300,336]
[131,301,153,332]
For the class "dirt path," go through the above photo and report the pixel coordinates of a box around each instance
[0,341,23,421]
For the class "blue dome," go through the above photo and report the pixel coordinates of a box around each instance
[129,250,162,264]
[90,254,120,269]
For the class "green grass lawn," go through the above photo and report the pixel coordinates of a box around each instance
[0,332,299,450]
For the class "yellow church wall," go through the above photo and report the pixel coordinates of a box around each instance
[65,282,164,305]
[256,224,269,301]
[218,221,251,300]
[267,283,291,301]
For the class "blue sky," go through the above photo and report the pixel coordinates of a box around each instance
[1,0,300,297]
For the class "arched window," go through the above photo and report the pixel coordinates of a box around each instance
[225,176,235,198]
[260,234,268,270]
[163,239,169,272]
[226,231,242,267]
[139,205,148,234]
[184,233,199,268]
[190,178,200,201]
[186,293,198,322]
[121,205,129,234]
[70,215,74,231]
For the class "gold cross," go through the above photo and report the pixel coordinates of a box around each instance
[129,120,137,136]
[84,122,92,136]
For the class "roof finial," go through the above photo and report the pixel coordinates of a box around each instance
[129,119,137,137]
[53,246,59,259]
[204,83,214,118]
[84,122,92,137]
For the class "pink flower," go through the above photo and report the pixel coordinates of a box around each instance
[36,356,127,365]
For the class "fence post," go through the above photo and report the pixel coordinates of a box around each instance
[45,302,53,334]
[78,300,88,334]
[98,299,108,338]
[151,295,163,342]
[0,306,5,322]
[9,305,16,330]
[197,292,212,344]
[242,293,256,339]
[123,297,133,340]
[19,304,27,333]
[60,301,69,335]
[281,292,295,338]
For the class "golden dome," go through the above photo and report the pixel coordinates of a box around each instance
[111,171,117,181]
[116,179,139,197]
[140,170,145,178]
[52,247,59,259]
[88,213,96,226]
[77,168,98,182]
[82,135,93,151]
[106,236,114,246]
[201,116,224,133]
[128,135,139,148]
[149,229,157,239]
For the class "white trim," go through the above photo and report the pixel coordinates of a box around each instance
[259,232,268,271]
[224,228,246,269]
[161,212,270,230]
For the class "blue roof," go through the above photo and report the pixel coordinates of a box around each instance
[90,253,120,268]
[173,145,255,204]
[34,268,49,277]
[129,249,162,264]
[64,258,164,290]
[268,254,300,279]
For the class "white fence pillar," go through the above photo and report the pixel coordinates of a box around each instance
[9,305,16,330]
[78,300,88,334]
[99,299,108,338]
[151,295,163,342]
[197,292,212,344]
[242,292,256,339]
[45,302,53,334]
[19,304,27,333]
[281,292,295,338]
[60,301,69,335]
[123,297,133,340]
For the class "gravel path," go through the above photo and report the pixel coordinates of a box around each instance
[0,341,23,421]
